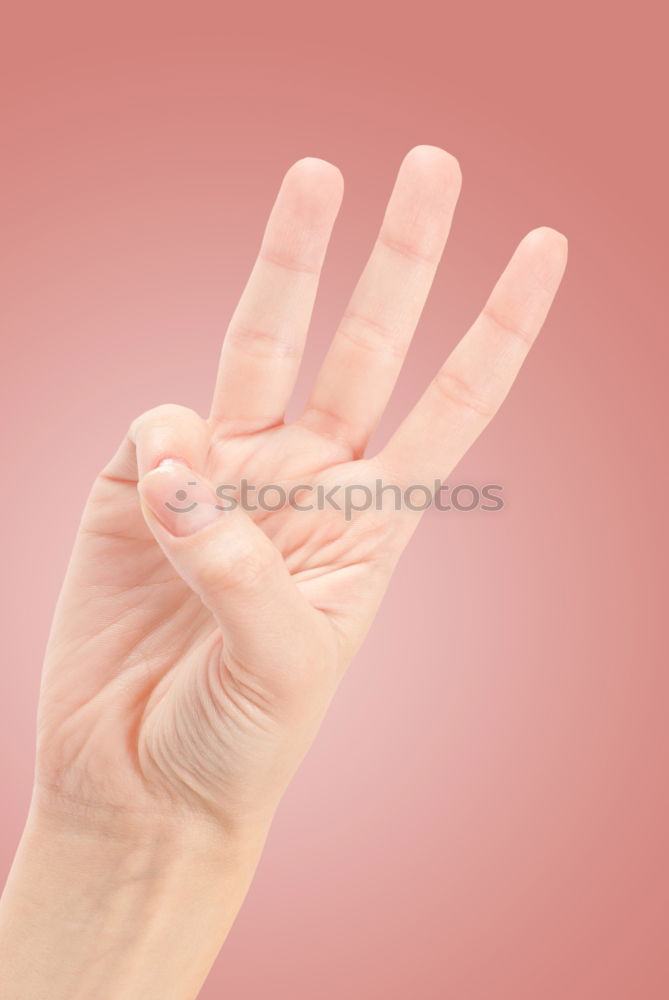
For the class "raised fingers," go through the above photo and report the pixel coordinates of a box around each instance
[378,227,568,486]
[210,158,343,434]
[299,146,462,457]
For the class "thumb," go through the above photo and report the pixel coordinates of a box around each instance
[137,460,325,702]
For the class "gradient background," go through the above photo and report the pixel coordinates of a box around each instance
[1,2,666,998]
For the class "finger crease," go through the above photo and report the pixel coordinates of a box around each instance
[226,322,302,360]
[432,369,495,418]
[481,305,535,346]
[259,249,320,277]
[339,310,406,358]
[377,233,436,266]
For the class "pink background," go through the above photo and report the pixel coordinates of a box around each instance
[1,2,666,997]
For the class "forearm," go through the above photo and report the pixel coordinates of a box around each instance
[0,800,268,1000]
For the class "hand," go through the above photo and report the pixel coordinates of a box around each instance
[1,146,567,1000]
[36,146,567,837]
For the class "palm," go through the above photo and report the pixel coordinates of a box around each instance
[36,148,567,829]
[206,425,396,619]
[38,421,395,821]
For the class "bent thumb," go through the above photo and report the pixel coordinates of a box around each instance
[137,460,322,701]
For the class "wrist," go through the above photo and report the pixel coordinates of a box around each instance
[0,791,271,1000]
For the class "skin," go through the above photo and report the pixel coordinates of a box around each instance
[0,146,567,1000]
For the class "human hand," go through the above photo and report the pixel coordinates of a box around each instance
[36,146,567,838]
[1,146,566,1000]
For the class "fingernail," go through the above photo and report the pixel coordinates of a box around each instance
[138,463,222,537]
[155,456,192,471]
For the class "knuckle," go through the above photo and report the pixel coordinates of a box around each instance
[129,403,201,441]
[481,304,535,347]
[339,310,406,359]
[432,368,497,419]
[225,321,301,360]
